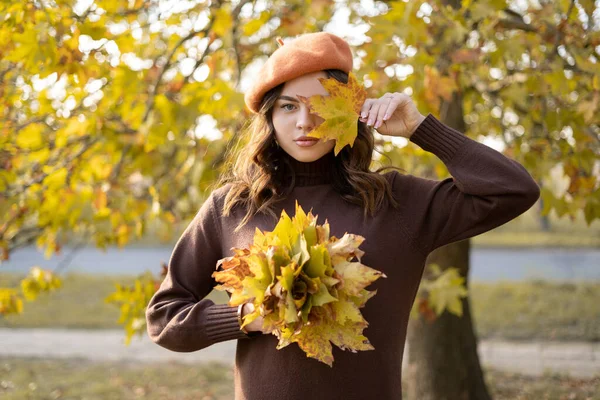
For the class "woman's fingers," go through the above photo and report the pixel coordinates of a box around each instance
[381,93,401,121]
[359,98,375,122]
[374,95,395,128]
[247,315,262,332]
[242,302,265,333]
[369,100,386,127]
[360,98,380,126]
[359,93,398,128]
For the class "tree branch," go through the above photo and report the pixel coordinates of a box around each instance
[5,136,98,198]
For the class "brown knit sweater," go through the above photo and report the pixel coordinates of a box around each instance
[145,113,540,399]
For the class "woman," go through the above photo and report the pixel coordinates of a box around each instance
[146,32,540,399]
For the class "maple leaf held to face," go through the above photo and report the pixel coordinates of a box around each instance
[297,72,368,156]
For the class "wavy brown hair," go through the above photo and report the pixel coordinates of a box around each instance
[214,69,405,233]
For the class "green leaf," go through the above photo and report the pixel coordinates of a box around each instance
[304,244,328,279]
[311,281,338,307]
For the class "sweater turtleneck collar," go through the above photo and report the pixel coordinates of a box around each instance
[279,149,337,187]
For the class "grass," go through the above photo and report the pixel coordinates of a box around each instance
[0,357,598,400]
[471,280,600,342]
[0,273,225,330]
[471,205,600,248]
[472,230,600,248]
[1,273,599,342]
[0,357,235,400]
[483,369,600,400]
[0,273,132,330]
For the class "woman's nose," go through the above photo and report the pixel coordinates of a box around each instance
[296,107,316,131]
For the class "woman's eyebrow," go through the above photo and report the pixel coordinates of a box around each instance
[277,95,300,103]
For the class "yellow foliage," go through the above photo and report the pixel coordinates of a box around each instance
[0,267,61,316]
[0,288,23,314]
[212,7,233,37]
[410,263,468,321]
[16,124,44,150]
[104,272,157,345]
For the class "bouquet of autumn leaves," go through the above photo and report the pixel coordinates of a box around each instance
[211,201,386,367]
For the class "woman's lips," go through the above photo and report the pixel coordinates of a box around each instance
[295,138,319,147]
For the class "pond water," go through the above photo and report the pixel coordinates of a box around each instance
[1,246,599,282]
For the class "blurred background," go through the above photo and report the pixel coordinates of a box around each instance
[1,0,599,399]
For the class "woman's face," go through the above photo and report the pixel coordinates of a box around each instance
[271,71,336,162]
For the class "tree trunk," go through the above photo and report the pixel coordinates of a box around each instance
[405,89,492,400]
[406,239,491,400]
[538,189,551,231]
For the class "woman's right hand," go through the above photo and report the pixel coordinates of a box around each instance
[242,302,265,333]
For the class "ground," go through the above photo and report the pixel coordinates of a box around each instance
[1,357,599,400]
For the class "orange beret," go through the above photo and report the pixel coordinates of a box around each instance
[244,32,353,114]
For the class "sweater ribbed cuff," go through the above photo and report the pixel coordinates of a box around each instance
[409,113,468,164]
[205,303,254,342]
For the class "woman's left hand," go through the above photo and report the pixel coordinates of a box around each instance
[359,92,426,139]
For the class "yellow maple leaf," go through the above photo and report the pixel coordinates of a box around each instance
[212,202,386,366]
[297,72,368,156]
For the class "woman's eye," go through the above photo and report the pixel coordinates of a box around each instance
[281,104,296,111]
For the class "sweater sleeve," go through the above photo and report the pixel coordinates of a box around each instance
[393,113,541,255]
[145,191,255,353]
